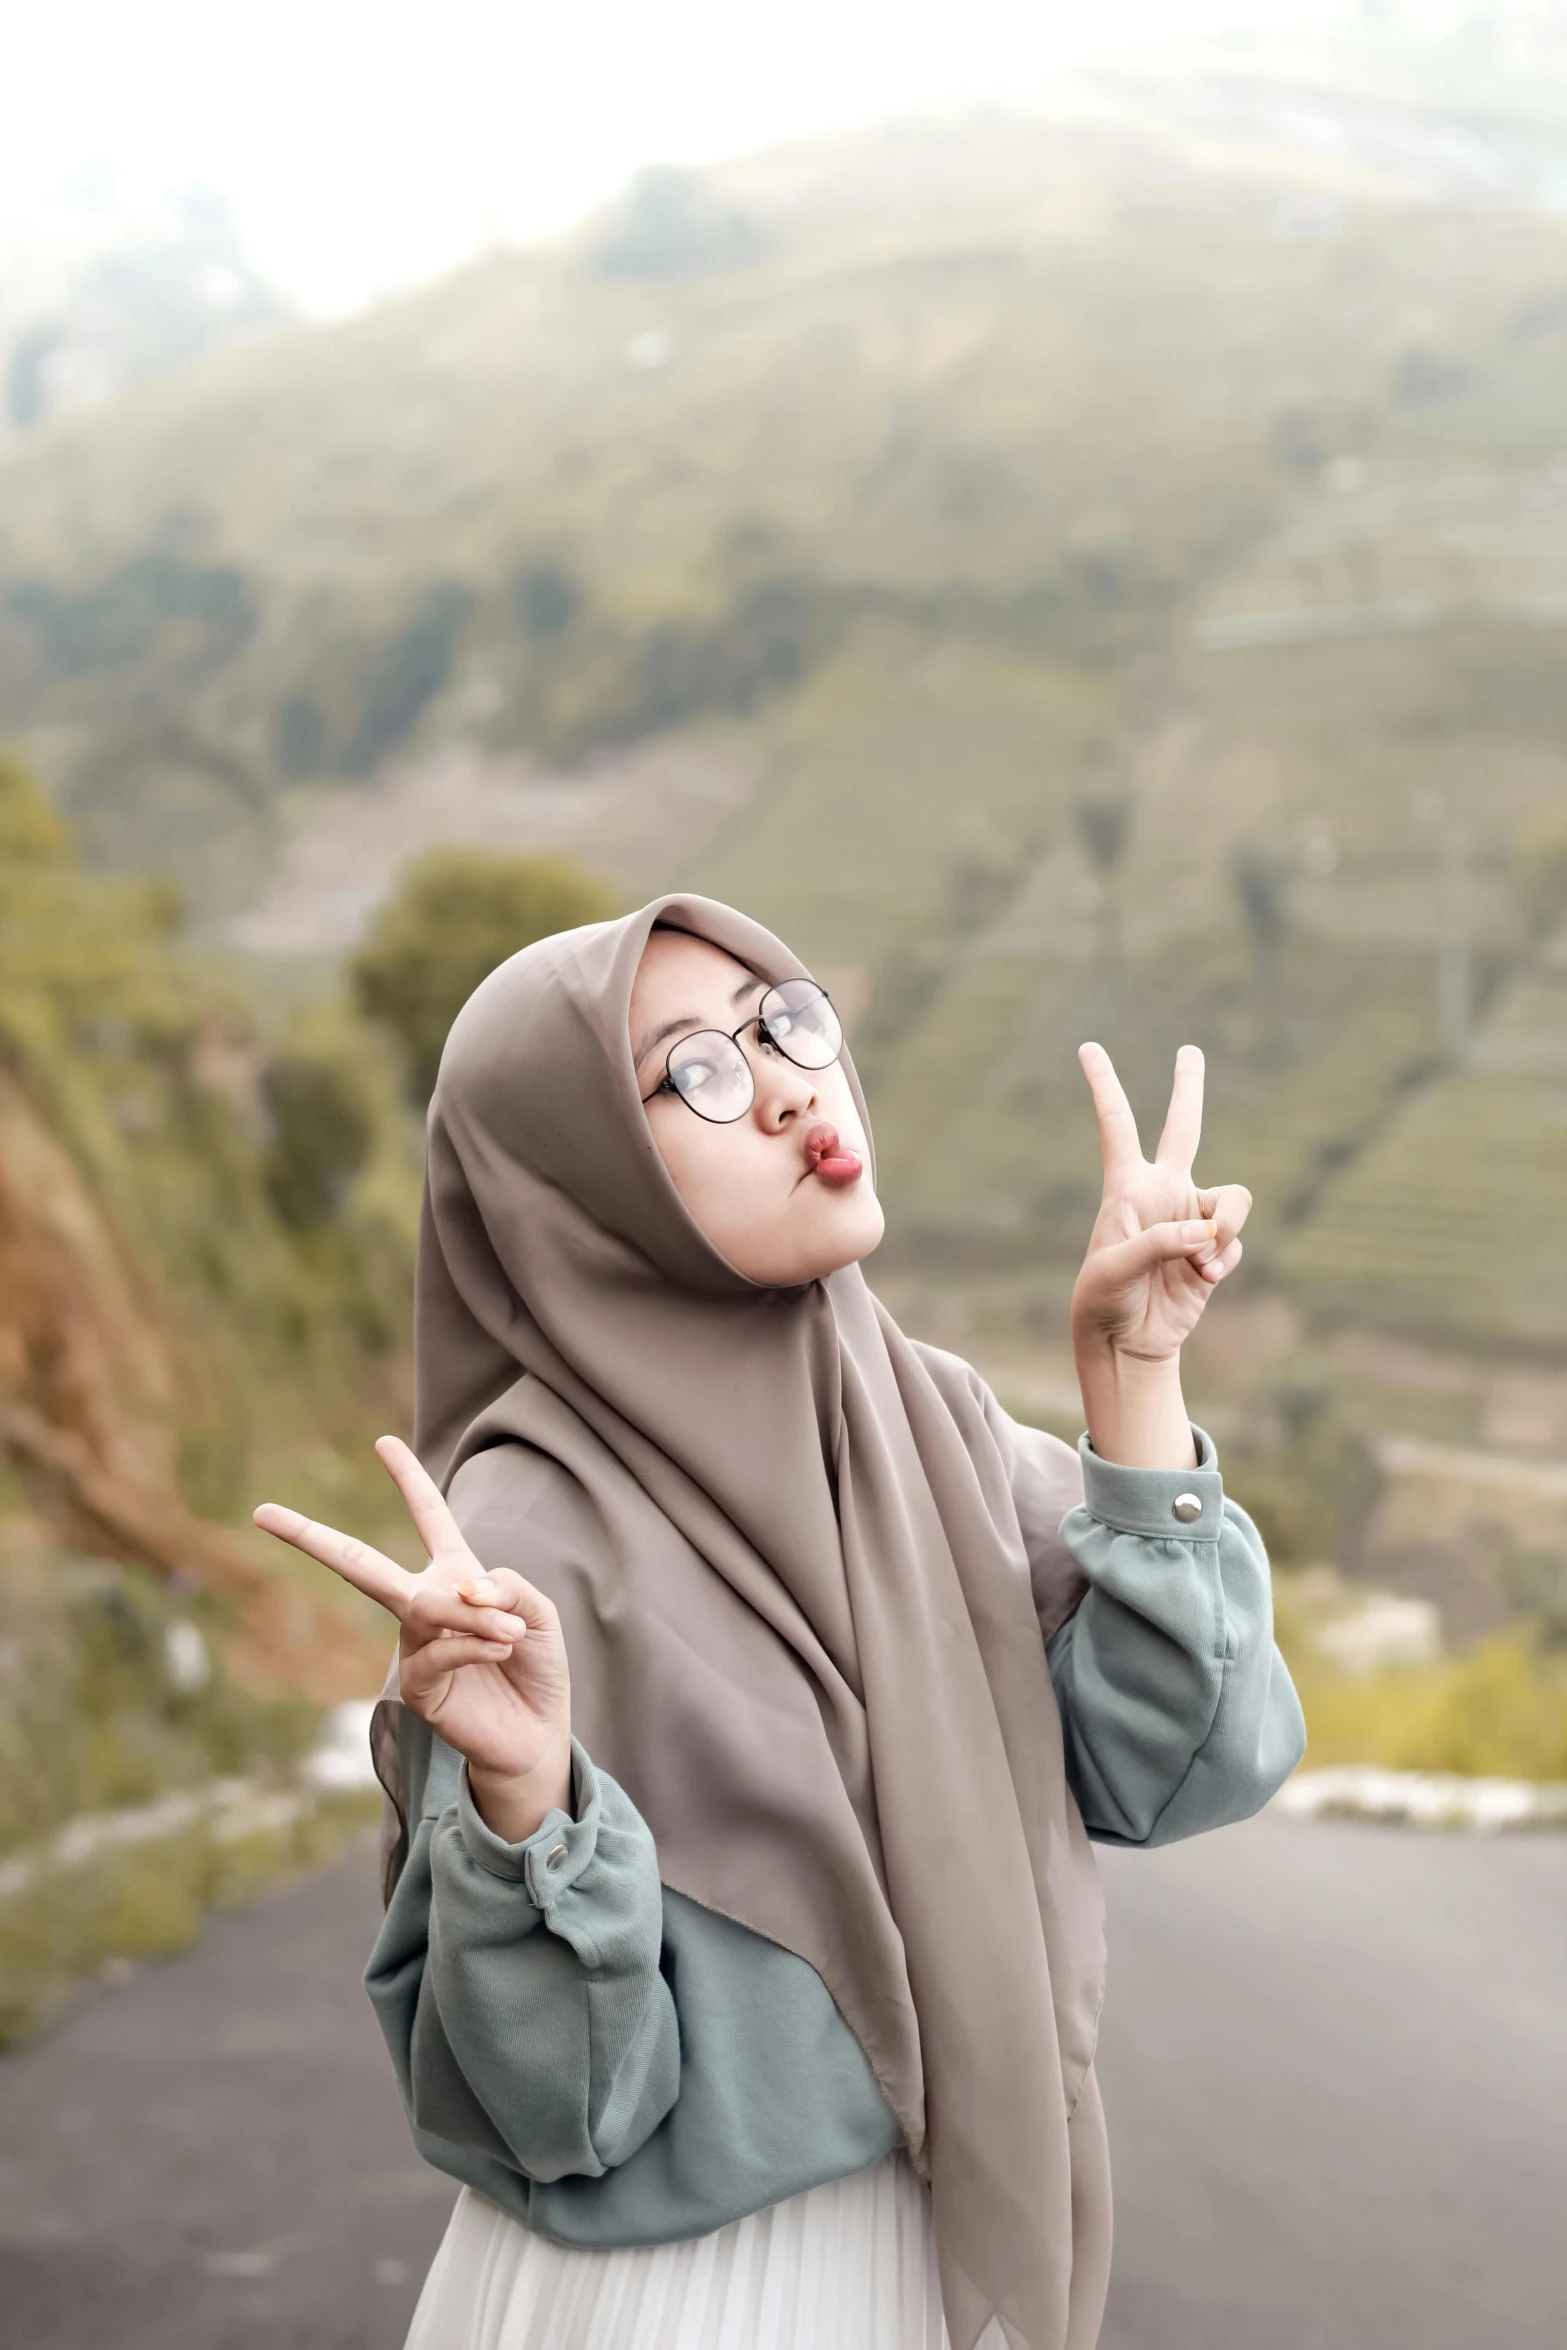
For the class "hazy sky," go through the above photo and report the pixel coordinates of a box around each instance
[8,1,1348,313]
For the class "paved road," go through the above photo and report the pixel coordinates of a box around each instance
[0,1839,449,2349]
[1,1817,1562,2349]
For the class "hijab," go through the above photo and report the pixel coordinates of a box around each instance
[392,892,1110,2350]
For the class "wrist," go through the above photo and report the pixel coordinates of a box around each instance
[1073,1331,1184,1403]
[468,1739,574,1846]
[1074,1344,1195,1471]
[1072,1325,1180,1373]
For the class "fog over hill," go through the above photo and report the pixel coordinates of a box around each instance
[5,37,1567,2037]
[4,65,1567,1358]
[0,175,285,441]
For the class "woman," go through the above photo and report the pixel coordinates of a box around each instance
[256,894,1304,2350]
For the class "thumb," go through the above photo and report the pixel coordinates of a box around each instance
[1089,1218,1218,1287]
[452,1565,560,1637]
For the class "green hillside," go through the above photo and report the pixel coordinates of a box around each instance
[3,92,1567,1351]
[0,750,420,1679]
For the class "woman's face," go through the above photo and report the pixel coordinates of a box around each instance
[631,930,885,1286]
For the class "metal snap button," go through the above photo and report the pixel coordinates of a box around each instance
[546,1842,568,1871]
[1171,1493,1203,1525]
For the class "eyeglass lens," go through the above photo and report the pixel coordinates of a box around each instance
[757,979,840,1068]
[665,981,842,1123]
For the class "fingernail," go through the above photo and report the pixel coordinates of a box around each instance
[459,1578,499,1602]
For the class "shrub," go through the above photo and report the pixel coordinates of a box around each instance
[260,1051,375,1231]
[351,847,618,1104]
[346,584,473,773]
[1287,1625,1567,1783]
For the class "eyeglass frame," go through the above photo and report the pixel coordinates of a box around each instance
[637,979,842,1123]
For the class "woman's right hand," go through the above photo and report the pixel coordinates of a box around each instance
[254,1435,573,1842]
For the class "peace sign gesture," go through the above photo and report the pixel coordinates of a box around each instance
[1071,1043,1251,1365]
[254,1437,573,1841]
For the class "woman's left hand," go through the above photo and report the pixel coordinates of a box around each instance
[1071,1042,1251,1365]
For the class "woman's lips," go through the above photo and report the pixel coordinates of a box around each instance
[802,1121,863,1188]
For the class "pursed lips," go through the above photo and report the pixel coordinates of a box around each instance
[798,1121,864,1189]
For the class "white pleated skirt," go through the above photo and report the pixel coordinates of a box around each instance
[403,2152,993,2350]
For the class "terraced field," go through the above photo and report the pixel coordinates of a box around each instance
[4,81,1567,1354]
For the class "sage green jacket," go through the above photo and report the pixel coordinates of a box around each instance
[366,1431,1304,2245]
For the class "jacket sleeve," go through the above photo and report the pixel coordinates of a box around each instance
[365,1725,682,2184]
[1044,1429,1307,1846]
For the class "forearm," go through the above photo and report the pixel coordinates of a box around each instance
[1074,1341,1197,1470]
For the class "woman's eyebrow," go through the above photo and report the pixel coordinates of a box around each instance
[633,1012,700,1068]
[634,977,765,1071]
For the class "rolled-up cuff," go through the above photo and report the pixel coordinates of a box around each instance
[1077,1425,1222,1541]
[456,1736,601,1906]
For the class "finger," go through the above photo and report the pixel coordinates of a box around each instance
[251,1504,416,1615]
[1200,1236,1244,1286]
[1155,1045,1205,1171]
[1197,1183,1253,1246]
[403,1581,529,1648]
[376,1434,467,1562]
[1087,1218,1218,1285]
[454,1566,558,1634]
[1078,1043,1143,1175]
[399,1634,514,1697]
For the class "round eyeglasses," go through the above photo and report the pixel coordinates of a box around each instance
[640,977,843,1124]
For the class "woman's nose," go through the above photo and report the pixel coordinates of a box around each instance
[752,1056,816,1130]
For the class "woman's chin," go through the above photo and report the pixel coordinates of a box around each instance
[720,1183,884,1288]
[787,1185,886,1284]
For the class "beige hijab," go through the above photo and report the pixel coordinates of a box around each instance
[402,893,1111,2350]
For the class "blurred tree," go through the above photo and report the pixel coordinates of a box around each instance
[515,563,581,640]
[6,325,60,430]
[351,848,619,1105]
[1226,1374,1383,1570]
[1073,790,1133,965]
[595,168,760,276]
[275,693,328,778]
[1073,791,1131,877]
[8,555,255,676]
[0,743,73,864]
[626,581,820,732]
[1232,843,1291,970]
[346,583,473,773]
[1501,1542,1567,1649]
[260,1050,374,1231]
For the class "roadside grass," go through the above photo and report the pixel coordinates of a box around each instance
[0,1784,377,2049]
[0,1536,381,2047]
[1282,1622,1567,1786]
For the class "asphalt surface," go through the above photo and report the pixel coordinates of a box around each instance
[0,1815,1562,2350]
[0,1839,449,2350]
[1094,1819,1566,2350]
